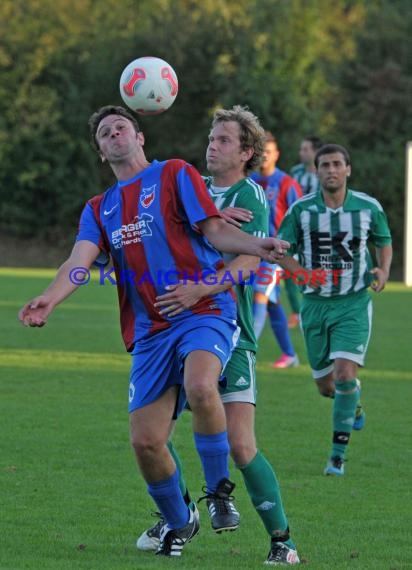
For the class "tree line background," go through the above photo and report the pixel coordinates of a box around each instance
[0,0,411,275]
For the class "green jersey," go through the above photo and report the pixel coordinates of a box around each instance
[290,163,322,195]
[204,176,268,352]
[278,189,392,298]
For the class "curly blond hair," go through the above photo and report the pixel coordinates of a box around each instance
[212,105,265,173]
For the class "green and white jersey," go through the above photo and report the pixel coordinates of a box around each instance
[290,163,321,195]
[204,176,268,352]
[278,189,392,298]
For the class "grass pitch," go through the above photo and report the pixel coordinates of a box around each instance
[1,268,411,569]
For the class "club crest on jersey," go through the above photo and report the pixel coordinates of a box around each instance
[140,185,156,208]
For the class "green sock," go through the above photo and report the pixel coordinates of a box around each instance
[332,379,359,459]
[167,440,189,501]
[355,379,363,415]
[237,451,294,547]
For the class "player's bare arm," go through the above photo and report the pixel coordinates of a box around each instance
[277,254,324,289]
[155,253,260,316]
[198,216,289,263]
[18,240,100,327]
[370,244,393,292]
[277,255,311,278]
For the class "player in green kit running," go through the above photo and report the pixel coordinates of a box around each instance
[290,135,323,196]
[278,143,392,475]
[138,106,300,565]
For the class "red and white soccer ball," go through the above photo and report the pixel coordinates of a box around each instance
[119,56,178,116]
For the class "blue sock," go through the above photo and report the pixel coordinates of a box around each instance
[253,301,267,339]
[147,470,189,529]
[194,431,230,493]
[268,303,295,357]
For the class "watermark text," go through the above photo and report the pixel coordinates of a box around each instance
[68,266,343,287]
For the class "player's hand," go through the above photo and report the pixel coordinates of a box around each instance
[258,237,290,263]
[370,267,389,292]
[154,281,205,317]
[18,296,53,327]
[220,207,253,228]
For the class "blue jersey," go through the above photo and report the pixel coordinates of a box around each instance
[250,168,302,236]
[77,159,236,349]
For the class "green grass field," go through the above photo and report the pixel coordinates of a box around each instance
[1,268,412,570]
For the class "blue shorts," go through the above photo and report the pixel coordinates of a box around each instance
[129,315,240,415]
[253,261,280,304]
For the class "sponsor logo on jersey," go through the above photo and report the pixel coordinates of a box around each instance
[311,231,361,265]
[111,214,154,248]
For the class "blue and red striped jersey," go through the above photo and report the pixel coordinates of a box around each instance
[250,168,302,236]
[77,159,236,350]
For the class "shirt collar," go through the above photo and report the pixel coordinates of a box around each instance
[316,188,353,211]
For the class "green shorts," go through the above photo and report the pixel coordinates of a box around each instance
[219,347,257,404]
[300,290,373,379]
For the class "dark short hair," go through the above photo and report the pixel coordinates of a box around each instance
[88,105,140,151]
[315,144,351,168]
[303,135,324,151]
[264,131,278,146]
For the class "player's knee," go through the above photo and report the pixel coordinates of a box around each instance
[130,433,162,459]
[335,372,356,382]
[334,358,358,381]
[230,440,256,466]
[317,384,335,398]
[186,381,218,411]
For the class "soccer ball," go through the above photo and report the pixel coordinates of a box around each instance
[119,56,178,115]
